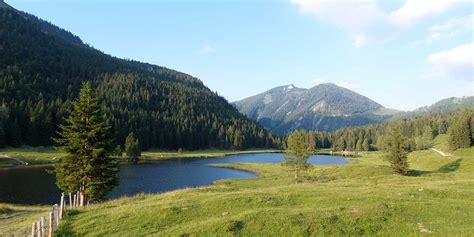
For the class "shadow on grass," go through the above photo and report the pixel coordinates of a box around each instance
[406,159,462,177]
[437,159,462,173]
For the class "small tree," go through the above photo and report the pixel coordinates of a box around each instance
[384,125,409,175]
[54,82,118,202]
[125,132,141,162]
[113,145,123,157]
[285,131,311,180]
[305,132,316,153]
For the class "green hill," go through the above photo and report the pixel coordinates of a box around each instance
[0,4,278,150]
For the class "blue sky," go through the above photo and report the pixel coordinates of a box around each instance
[8,0,473,110]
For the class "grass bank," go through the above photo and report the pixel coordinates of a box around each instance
[52,140,474,236]
[0,146,64,167]
[0,147,280,168]
[141,149,281,161]
[0,204,49,236]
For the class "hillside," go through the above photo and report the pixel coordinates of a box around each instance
[0,3,278,150]
[234,83,396,135]
[391,96,474,120]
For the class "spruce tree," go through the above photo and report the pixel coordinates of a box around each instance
[285,131,310,180]
[362,138,369,151]
[384,125,409,175]
[125,132,141,162]
[448,114,471,150]
[54,82,118,202]
[305,131,317,153]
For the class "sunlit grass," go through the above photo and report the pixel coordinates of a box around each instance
[53,136,474,236]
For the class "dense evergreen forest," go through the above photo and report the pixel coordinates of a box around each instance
[294,108,474,152]
[0,6,280,150]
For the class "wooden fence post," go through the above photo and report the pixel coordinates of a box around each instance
[80,192,84,207]
[40,216,45,237]
[48,212,53,237]
[54,204,60,231]
[59,193,65,219]
[69,192,72,208]
[31,222,36,237]
[36,221,41,237]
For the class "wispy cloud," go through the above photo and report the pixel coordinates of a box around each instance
[290,0,462,48]
[423,14,473,44]
[428,42,474,81]
[390,0,459,26]
[196,44,215,55]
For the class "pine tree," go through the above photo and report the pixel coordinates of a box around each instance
[376,136,385,150]
[448,114,471,150]
[422,125,433,149]
[384,125,409,175]
[125,132,141,162]
[285,131,310,180]
[362,138,369,151]
[305,131,316,153]
[54,82,118,202]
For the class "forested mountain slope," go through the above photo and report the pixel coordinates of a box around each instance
[0,3,278,150]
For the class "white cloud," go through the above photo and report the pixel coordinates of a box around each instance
[428,43,474,80]
[291,0,463,48]
[353,34,369,48]
[425,14,473,43]
[336,81,361,91]
[390,0,459,26]
[196,44,215,55]
[291,0,386,47]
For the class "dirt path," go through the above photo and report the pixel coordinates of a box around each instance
[430,148,448,157]
[0,154,28,165]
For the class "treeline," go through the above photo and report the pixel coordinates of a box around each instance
[287,108,474,152]
[0,7,280,150]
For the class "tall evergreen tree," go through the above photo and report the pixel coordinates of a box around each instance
[305,131,317,153]
[448,113,471,150]
[384,125,409,175]
[285,131,310,180]
[125,132,141,162]
[54,82,118,202]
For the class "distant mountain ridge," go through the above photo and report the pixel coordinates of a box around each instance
[391,96,474,120]
[234,83,473,135]
[234,83,397,135]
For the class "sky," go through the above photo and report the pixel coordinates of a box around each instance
[7,0,474,111]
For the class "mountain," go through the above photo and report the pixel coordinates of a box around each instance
[391,96,474,120]
[0,3,279,149]
[234,83,397,135]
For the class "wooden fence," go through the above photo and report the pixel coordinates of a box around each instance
[30,190,87,237]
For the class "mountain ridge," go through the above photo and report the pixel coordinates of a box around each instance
[234,83,395,135]
[234,83,473,135]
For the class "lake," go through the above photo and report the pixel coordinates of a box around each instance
[0,153,347,205]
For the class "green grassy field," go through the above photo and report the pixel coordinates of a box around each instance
[45,138,473,236]
[2,137,473,236]
[0,204,50,235]
[0,147,280,168]
[0,146,64,167]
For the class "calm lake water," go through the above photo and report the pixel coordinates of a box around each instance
[0,153,347,205]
